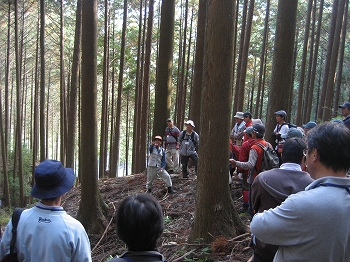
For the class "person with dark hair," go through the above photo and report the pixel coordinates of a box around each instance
[250,122,350,261]
[230,124,271,215]
[0,160,92,262]
[109,193,166,262]
[273,110,289,165]
[243,112,253,142]
[146,135,174,194]
[164,118,181,174]
[250,138,313,262]
[237,126,256,210]
[338,101,350,129]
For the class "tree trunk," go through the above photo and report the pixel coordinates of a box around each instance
[14,0,25,207]
[322,0,345,120]
[255,0,270,119]
[303,0,317,124]
[295,0,313,126]
[99,0,110,178]
[317,0,339,120]
[111,0,128,177]
[233,0,248,116]
[189,0,206,132]
[40,0,46,161]
[2,0,12,207]
[307,0,324,121]
[140,0,154,172]
[60,0,67,165]
[265,0,298,143]
[333,0,348,118]
[189,0,246,243]
[152,0,175,137]
[67,0,82,168]
[237,0,255,112]
[78,0,107,234]
[131,0,144,174]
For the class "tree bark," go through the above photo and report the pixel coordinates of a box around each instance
[189,0,246,242]
[152,0,175,137]
[189,0,206,132]
[67,0,82,168]
[78,0,107,233]
[265,0,298,143]
[322,0,346,120]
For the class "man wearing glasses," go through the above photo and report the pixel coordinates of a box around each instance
[250,122,350,262]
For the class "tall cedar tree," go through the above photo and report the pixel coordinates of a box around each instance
[78,0,107,233]
[152,0,175,137]
[189,0,246,242]
[265,0,298,144]
[189,0,206,132]
[66,0,82,168]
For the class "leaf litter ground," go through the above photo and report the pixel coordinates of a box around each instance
[59,170,253,262]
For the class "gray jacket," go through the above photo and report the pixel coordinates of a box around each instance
[179,131,199,156]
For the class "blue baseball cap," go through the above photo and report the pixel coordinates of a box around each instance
[281,128,303,139]
[302,121,317,129]
[339,102,350,109]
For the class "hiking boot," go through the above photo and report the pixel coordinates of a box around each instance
[147,188,152,194]
[168,187,176,194]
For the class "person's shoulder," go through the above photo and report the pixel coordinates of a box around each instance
[61,212,87,231]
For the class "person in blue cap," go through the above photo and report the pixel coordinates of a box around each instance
[338,102,350,129]
[0,160,92,262]
[302,121,317,135]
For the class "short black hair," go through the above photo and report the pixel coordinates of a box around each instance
[243,112,252,119]
[115,193,164,251]
[281,137,306,164]
[307,122,350,172]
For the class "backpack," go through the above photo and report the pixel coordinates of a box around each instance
[1,208,25,262]
[181,130,195,141]
[255,142,279,173]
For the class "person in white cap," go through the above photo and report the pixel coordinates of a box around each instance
[179,120,199,178]
[230,111,245,146]
[0,160,92,262]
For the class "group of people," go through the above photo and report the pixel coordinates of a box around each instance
[0,160,167,262]
[146,118,199,193]
[1,102,350,262]
[229,102,350,262]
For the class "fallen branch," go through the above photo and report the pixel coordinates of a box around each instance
[228,232,250,242]
[172,249,196,262]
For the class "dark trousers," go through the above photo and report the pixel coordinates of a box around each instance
[254,252,272,262]
[181,153,198,177]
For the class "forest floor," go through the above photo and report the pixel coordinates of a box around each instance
[62,168,253,262]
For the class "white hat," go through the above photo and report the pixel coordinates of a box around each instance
[234,112,244,119]
[185,120,195,127]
